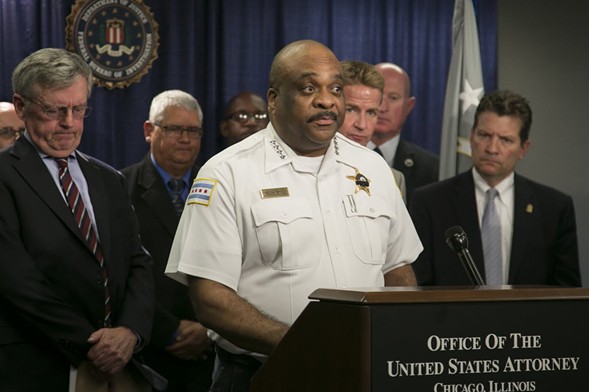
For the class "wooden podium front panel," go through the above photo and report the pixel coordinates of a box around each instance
[370,299,588,391]
[252,287,589,391]
[251,301,373,392]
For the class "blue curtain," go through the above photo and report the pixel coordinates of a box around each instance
[0,0,496,169]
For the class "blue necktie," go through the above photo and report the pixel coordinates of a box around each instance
[482,188,502,285]
[168,178,186,216]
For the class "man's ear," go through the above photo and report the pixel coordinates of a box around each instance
[144,121,154,143]
[13,94,26,120]
[219,120,229,138]
[267,88,277,115]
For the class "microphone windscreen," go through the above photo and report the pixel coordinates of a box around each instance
[444,225,468,252]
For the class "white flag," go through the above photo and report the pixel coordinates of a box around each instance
[439,0,485,180]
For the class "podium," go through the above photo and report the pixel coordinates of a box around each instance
[250,286,589,391]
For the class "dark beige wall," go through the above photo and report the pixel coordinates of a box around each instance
[498,1,589,285]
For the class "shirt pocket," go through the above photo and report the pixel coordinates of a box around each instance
[251,197,319,270]
[342,194,392,265]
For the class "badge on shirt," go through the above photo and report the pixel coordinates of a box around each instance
[347,168,371,196]
[260,187,289,199]
[187,178,217,206]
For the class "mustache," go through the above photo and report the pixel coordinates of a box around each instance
[308,111,338,122]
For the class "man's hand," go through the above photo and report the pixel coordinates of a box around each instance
[165,320,214,360]
[87,326,137,376]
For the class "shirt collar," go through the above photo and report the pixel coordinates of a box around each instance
[367,135,399,166]
[472,167,515,199]
[150,153,191,188]
[263,123,341,174]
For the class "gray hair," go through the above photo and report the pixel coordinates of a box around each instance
[12,48,93,99]
[148,89,203,123]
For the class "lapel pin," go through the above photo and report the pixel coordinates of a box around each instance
[526,204,533,213]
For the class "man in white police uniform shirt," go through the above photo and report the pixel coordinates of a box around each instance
[165,40,423,392]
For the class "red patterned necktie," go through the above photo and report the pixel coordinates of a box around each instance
[55,158,111,327]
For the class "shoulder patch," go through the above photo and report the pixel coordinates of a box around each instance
[188,178,217,206]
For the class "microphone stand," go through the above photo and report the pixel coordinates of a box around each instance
[445,226,486,286]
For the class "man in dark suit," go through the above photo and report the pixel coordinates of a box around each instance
[410,90,580,287]
[369,62,439,204]
[0,48,154,390]
[122,90,214,392]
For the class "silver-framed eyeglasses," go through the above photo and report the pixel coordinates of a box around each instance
[0,127,25,140]
[20,95,91,119]
[227,112,268,123]
[154,123,203,139]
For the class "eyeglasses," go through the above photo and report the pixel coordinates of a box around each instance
[227,112,268,123]
[154,123,203,139]
[0,127,24,140]
[21,95,92,120]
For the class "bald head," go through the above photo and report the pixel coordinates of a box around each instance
[374,63,412,96]
[267,39,344,157]
[0,102,25,149]
[269,40,338,90]
[372,62,416,144]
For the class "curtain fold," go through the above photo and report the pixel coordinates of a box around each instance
[0,0,496,169]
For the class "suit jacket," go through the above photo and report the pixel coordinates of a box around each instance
[393,138,439,204]
[0,137,154,389]
[409,170,581,287]
[122,154,213,392]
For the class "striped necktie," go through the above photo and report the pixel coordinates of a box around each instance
[481,188,503,285]
[56,158,111,327]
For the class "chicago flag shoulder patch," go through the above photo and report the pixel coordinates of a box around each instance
[187,178,217,206]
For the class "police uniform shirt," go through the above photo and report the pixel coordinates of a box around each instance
[166,123,423,357]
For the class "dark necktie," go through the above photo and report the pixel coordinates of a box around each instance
[56,158,111,327]
[373,146,384,157]
[482,188,502,285]
[168,178,186,216]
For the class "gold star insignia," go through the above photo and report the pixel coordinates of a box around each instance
[347,168,371,196]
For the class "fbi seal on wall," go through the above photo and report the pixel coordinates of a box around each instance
[66,0,159,89]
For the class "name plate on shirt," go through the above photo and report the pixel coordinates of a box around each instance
[260,187,289,199]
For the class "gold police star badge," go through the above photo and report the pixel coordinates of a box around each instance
[347,168,371,196]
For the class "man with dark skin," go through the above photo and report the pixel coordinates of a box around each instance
[166,40,422,392]
[219,92,269,147]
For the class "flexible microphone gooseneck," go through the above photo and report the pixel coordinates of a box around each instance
[444,226,486,286]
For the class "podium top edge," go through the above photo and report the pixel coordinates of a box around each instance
[308,286,589,304]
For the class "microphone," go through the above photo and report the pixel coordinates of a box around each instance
[444,226,486,286]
